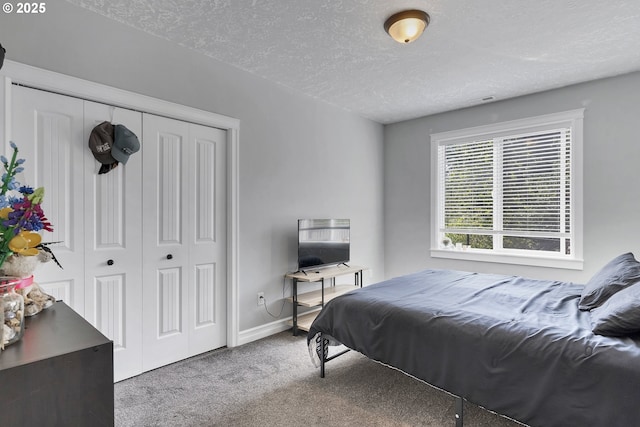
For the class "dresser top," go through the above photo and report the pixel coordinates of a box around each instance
[0,301,112,371]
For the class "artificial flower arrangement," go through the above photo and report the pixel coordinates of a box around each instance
[0,142,57,268]
[0,141,59,347]
[0,142,60,318]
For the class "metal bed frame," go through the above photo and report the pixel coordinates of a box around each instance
[315,333,466,427]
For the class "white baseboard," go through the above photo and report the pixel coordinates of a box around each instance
[235,317,293,346]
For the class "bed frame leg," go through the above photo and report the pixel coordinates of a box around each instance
[319,334,327,378]
[455,396,464,427]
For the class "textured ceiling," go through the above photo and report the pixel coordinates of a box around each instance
[66,0,640,124]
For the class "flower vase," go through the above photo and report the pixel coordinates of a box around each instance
[0,277,25,349]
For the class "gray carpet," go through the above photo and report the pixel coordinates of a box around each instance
[115,331,522,427]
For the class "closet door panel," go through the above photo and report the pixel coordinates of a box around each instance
[11,86,85,315]
[194,264,216,326]
[142,113,189,371]
[157,267,183,335]
[188,123,227,355]
[158,133,183,244]
[83,102,143,382]
[94,274,126,342]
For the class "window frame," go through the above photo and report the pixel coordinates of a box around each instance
[430,109,584,270]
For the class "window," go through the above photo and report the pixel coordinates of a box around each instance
[430,110,583,269]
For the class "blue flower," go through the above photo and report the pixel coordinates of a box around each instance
[1,174,19,191]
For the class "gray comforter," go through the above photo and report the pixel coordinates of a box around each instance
[308,269,640,427]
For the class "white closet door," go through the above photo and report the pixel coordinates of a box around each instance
[83,102,143,382]
[187,122,227,355]
[142,114,227,371]
[141,114,191,370]
[10,82,228,379]
[11,86,86,315]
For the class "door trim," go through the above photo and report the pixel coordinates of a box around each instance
[0,60,241,347]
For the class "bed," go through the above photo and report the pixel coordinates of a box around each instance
[307,254,640,427]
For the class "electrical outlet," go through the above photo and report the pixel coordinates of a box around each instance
[257,292,265,306]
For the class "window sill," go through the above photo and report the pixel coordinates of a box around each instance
[430,249,583,270]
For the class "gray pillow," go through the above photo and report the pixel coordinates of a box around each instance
[591,282,640,336]
[579,253,640,311]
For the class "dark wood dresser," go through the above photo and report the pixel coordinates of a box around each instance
[0,301,114,426]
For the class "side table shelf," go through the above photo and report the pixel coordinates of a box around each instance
[285,264,365,335]
[294,311,322,332]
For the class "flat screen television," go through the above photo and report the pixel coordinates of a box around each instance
[298,219,350,270]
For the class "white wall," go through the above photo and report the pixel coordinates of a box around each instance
[0,2,384,333]
[384,71,640,284]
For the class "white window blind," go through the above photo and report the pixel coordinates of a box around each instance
[431,109,584,268]
[501,130,570,236]
[440,140,494,231]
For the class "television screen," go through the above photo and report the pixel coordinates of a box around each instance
[298,219,350,270]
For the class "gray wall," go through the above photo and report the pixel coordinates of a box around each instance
[0,2,384,332]
[384,71,640,284]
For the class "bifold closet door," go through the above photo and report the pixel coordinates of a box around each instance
[12,87,145,381]
[186,121,227,356]
[11,84,227,377]
[10,85,86,315]
[83,101,143,382]
[142,113,227,372]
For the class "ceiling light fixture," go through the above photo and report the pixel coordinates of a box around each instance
[384,10,430,44]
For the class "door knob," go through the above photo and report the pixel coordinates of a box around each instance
[107,259,114,266]
[166,254,173,260]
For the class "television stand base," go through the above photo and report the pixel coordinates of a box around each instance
[285,265,366,335]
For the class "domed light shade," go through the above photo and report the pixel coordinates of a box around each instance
[384,10,430,44]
